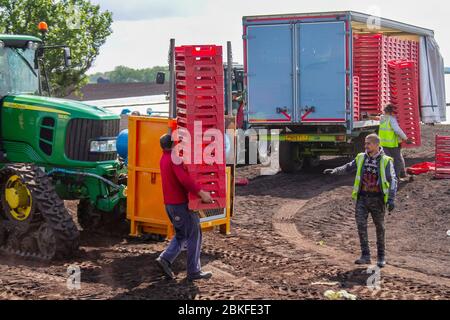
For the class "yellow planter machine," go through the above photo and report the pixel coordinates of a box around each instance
[126,116,235,239]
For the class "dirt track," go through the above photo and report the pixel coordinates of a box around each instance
[0,125,449,300]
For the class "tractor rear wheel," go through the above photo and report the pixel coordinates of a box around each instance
[0,164,79,260]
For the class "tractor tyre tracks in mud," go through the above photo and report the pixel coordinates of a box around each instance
[0,125,449,300]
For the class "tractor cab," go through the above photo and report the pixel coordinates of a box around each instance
[0,35,43,161]
[0,35,42,98]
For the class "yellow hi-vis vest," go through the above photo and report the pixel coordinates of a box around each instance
[352,153,393,204]
[379,116,399,148]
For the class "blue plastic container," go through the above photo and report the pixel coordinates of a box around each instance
[117,129,128,161]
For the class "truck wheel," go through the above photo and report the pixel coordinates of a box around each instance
[353,133,370,156]
[279,142,304,173]
[306,156,320,168]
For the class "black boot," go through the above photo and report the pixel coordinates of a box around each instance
[156,257,175,279]
[377,255,386,268]
[355,254,371,265]
[187,271,213,281]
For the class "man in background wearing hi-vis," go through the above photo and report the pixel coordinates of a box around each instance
[379,104,413,180]
[324,134,397,268]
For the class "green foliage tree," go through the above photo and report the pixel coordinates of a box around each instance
[90,65,169,84]
[0,0,113,97]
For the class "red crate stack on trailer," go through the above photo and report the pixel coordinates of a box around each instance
[174,45,227,210]
[386,37,420,80]
[353,34,420,120]
[353,34,388,116]
[435,135,450,179]
[388,60,421,148]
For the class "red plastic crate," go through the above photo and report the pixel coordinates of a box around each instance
[387,60,421,148]
[175,67,223,79]
[435,135,450,179]
[176,45,222,57]
[176,85,224,97]
[177,94,224,107]
[186,163,227,210]
[176,74,223,86]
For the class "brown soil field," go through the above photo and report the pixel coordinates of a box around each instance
[0,125,449,300]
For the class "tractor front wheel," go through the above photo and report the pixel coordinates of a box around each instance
[0,164,79,260]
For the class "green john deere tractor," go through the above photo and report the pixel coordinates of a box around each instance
[0,34,127,260]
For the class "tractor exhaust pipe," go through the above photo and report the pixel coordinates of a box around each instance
[226,41,233,116]
[168,38,176,133]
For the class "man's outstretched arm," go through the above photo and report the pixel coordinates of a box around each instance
[324,159,358,176]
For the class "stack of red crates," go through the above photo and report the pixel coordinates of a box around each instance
[353,34,387,116]
[174,45,227,210]
[386,37,420,81]
[435,135,450,179]
[388,60,421,148]
[353,34,420,118]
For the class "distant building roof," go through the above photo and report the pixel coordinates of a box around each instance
[66,82,170,101]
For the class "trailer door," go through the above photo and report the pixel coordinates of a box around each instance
[297,22,347,123]
[246,25,293,123]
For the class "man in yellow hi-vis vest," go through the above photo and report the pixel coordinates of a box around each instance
[324,134,397,268]
[379,104,412,179]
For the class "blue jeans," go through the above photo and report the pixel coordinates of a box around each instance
[159,203,202,276]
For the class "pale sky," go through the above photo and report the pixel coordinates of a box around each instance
[89,0,450,104]
[89,0,449,72]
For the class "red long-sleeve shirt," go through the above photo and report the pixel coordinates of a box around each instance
[160,150,201,205]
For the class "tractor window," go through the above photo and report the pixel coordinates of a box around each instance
[0,47,39,97]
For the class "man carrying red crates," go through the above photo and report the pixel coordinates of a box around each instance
[156,134,214,281]
[324,134,397,268]
[379,104,413,180]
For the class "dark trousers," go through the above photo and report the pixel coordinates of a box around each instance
[383,146,406,178]
[159,203,202,276]
[355,195,386,258]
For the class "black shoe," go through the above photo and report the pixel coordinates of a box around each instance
[187,271,212,281]
[156,257,175,279]
[355,255,371,265]
[377,258,386,268]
